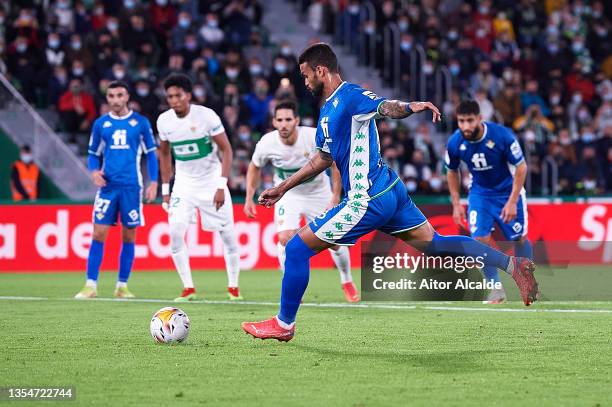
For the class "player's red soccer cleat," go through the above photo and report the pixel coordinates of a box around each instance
[342,281,360,303]
[175,287,197,302]
[241,317,295,342]
[510,257,538,306]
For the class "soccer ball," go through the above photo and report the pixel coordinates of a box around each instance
[150,307,190,344]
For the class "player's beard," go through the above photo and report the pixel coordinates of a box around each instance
[310,80,324,99]
[461,126,480,141]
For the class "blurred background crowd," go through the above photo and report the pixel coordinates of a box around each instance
[1,0,610,198]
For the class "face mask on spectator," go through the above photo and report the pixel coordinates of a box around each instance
[194,88,205,98]
[71,40,82,50]
[406,180,417,192]
[114,69,126,79]
[185,40,198,51]
[578,110,590,121]
[57,72,67,82]
[348,5,360,15]
[156,0,167,5]
[72,67,84,76]
[94,6,104,15]
[580,131,595,143]
[596,28,607,37]
[547,43,559,54]
[48,38,60,49]
[302,117,314,127]
[364,26,375,35]
[281,46,292,56]
[449,64,460,75]
[550,95,561,105]
[478,6,489,14]
[249,64,262,76]
[400,41,412,51]
[448,30,458,41]
[502,70,513,81]
[16,43,27,53]
[124,0,135,9]
[179,17,191,28]
[255,86,268,96]
[524,131,536,142]
[207,19,219,28]
[20,153,33,164]
[429,177,442,190]
[592,10,602,19]
[584,179,596,190]
[239,132,251,142]
[560,135,572,146]
[423,64,433,75]
[226,69,239,80]
[572,41,584,52]
[274,63,287,74]
[398,21,409,32]
[572,93,582,104]
[107,21,119,31]
[136,87,149,97]
[57,0,69,9]
[546,26,558,37]
[476,29,486,39]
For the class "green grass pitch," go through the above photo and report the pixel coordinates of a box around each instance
[1,269,611,406]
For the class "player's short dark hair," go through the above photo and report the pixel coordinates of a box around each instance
[21,144,31,152]
[108,80,130,92]
[274,99,298,117]
[163,73,193,93]
[456,100,480,116]
[298,42,338,73]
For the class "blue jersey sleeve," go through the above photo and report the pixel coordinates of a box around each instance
[445,135,461,170]
[140,118,157,153]
[349,87,387,122]
[87,119,103,156]
[503,128,524,166]
[315,119,331,153]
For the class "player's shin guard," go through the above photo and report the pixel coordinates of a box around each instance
[426,232,511,271]
[515,239,533,260]
[118,242,135,283]
[329,246,352,283]
[86,240,104,283]
[220,228,240,287]
[278,235,315,325]
[277,242,286,273]
[170,222,193,288]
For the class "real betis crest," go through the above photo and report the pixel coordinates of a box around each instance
[486,140,495,149]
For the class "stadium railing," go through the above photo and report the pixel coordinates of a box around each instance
[0,73,96,200]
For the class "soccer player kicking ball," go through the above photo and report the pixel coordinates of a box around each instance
[244,99,359,302]
[242,43,538,341]
[157,74,242,302]
[446,100,533,304]
[75,81,159,299]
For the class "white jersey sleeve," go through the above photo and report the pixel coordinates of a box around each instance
[156,113,170,141]
[251,132,274,168]
[205,109,225,137]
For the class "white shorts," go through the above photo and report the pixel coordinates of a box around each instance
[169,185,234,231]
[275,191,332,232]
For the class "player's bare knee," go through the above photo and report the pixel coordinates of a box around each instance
[475,235,493,245]
[121,227,136,243]
[278,230,296,246]
[92,225,109,242]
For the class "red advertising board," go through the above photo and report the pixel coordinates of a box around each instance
[0,202,610,271]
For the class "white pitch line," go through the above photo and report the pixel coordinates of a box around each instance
[1,296,612,314]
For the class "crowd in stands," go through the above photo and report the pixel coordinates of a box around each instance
[304,0,612,195]
[1,0,611,197]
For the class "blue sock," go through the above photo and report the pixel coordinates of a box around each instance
[515,239,533,260]
[278,235,316,325]
[86,240,104,281]
[118,242,135,283]
[427,232,511,271]
[481,266,501,283]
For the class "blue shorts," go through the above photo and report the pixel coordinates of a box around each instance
[309,179,427,245]
[467,192,527,240]
[92,186,143,228]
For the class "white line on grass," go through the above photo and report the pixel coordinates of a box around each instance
[1,296,612,314]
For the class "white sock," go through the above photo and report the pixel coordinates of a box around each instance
[275,316,295,329]
[170,222,194,289]
[116,281,127,289]
[86,279,97,289]
[172,247,194,288]
[220,228,240,288]
[329,246,352,284]
[277,242,286,273]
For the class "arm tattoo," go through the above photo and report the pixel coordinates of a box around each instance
[379,100,411,119]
